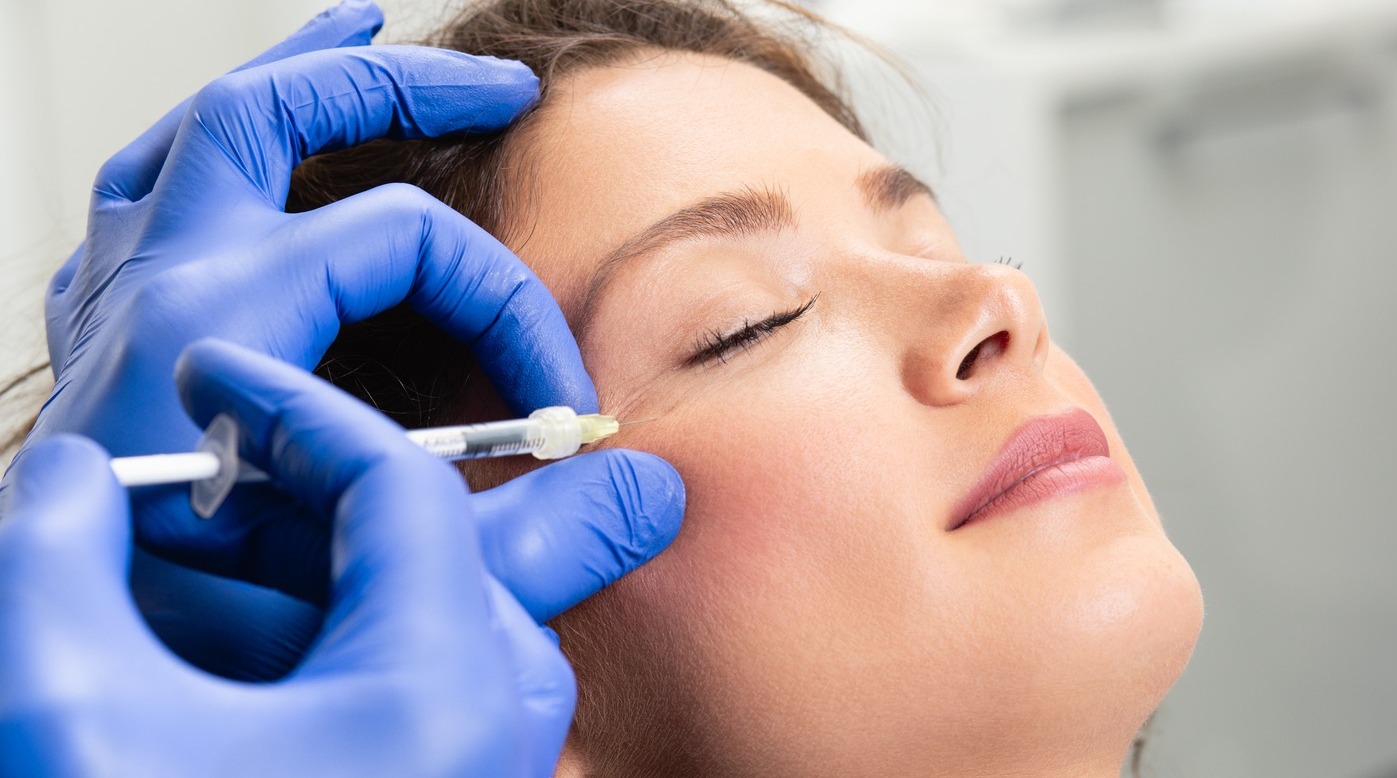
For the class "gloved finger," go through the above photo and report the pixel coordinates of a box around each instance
[45,241,86,369]
[173,339,489,667]
[473,449,685,622]
[157,45,537,209]
[48,242,82,298]
[485,575,576,777]
[250,182,597,414]
[0,436,158,667]
[91,0,384,204]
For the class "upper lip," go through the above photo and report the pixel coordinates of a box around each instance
[949,408,1112,530]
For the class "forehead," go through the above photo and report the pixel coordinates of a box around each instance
[512,51,884,308]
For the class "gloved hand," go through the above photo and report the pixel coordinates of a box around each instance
[18,0,684,683]
[0,340,666,778]
[23,0,668,613]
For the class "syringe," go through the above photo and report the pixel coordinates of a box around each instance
[108,406,619,519]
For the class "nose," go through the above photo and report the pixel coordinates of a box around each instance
[897,263,1050,407]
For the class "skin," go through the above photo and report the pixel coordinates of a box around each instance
[489,50,1203,777]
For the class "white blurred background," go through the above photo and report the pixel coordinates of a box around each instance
[821,2,1397,776]
[1,0,1395,775]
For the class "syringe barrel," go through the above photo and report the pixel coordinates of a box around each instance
[406,418,548,460]
[403,407,588,461]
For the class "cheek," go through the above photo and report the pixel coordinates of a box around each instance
[572,337,1203,769]
[595,362,999,764]
[645,369,925,614]
[600,358,934,686]
[612,426,946,766]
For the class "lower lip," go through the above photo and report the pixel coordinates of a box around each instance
[959,456,1126,529]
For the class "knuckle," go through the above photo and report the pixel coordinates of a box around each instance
[335,184,442,262]
[119,265,222,366]
[93,156,130,191]
[373,180,433,204]
[189,69,269,121]
[364,182,440,221]
[125,269,196,332]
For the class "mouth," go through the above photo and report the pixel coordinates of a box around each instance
[948,408,1126,531]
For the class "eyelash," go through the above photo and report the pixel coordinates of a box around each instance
[686,294,820,367]
[994,255,1024,270]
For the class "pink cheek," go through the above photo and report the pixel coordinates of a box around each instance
[675,438,806,544]
[658,423,905,590]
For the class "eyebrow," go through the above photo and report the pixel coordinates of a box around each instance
[578,186,795,327]
[602,185,796,274]
[857,163,937,210]
[577,164,935,330]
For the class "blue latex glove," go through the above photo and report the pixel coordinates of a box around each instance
[23,0,666,607]
[18,0,684,683]
[0,340,671,778]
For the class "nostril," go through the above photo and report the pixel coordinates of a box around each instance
[955,331,1009,381]
[955,344,981,381]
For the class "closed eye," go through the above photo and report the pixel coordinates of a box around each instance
[686,294,819,367]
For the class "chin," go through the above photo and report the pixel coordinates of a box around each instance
[1036,531,1204,754]
[923,517,1203,772]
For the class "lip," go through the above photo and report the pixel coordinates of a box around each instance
[948,408,1126,530]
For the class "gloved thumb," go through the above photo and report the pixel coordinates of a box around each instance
[470,449,685,623]
[0,436,151,657]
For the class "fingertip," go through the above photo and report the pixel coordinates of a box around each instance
[435,50,541,124]
[493,354,599,418]
[336,0,384,42]
[173,336,226,377]
[1,435,130,568]
[467,448,683,620]
[172,337,233,425]
[607,449,686,552]
[0,437,151,661]
[494,57,541,113]
[8,434,114,504]
[171,338,315,460]
[250,1,385,72]
[315,0,385,44]
[446,50,538,83]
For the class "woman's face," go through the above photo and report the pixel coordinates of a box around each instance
[506,51,1203,776]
